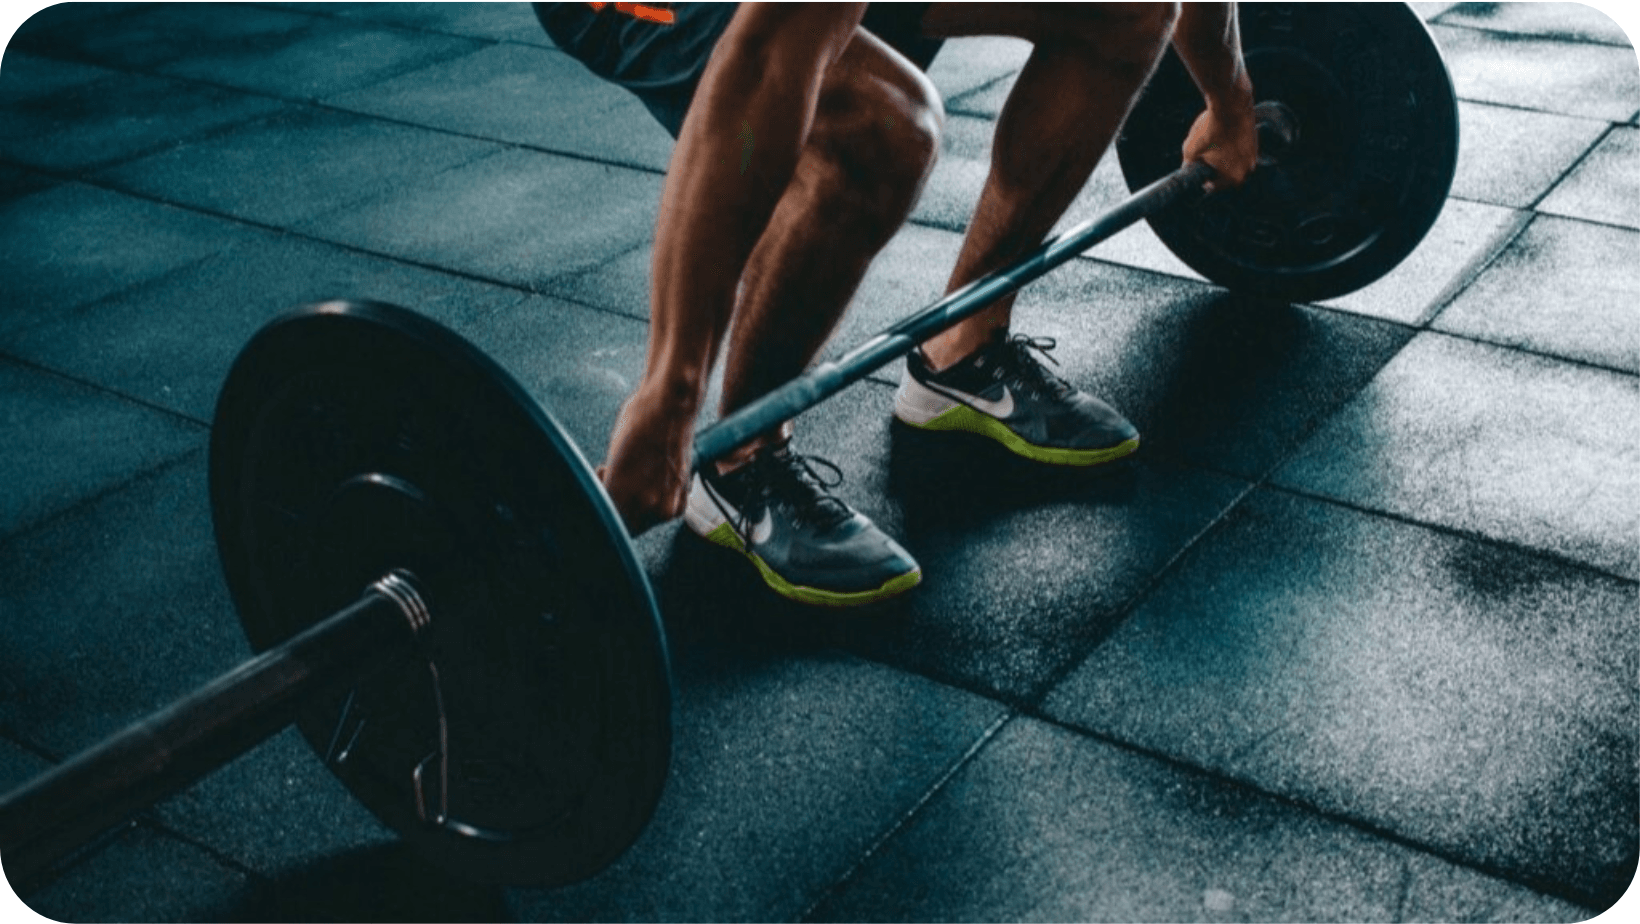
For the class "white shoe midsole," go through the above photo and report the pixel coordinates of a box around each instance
[684,475,729,537]
[893,374,960,425]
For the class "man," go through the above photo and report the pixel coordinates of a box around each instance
[537,3,1258,606]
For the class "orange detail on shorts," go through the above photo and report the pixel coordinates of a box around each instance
[587,2,675,25]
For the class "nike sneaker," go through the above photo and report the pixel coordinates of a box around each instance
[684,443,921,606]
[893,332,1140,465]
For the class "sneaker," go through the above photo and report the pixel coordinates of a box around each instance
[684,444,922,607]
[893,332,1140,466]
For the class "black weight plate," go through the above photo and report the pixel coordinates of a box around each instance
[1117,2,1459,302]
[209,301,671,886]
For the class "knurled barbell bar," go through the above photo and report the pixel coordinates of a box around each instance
[0,2,1456,893]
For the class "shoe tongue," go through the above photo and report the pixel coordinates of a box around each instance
[761,446,851,528]
[999,335,1071,398]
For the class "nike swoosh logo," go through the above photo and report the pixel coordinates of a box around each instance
[926,380,1015,418]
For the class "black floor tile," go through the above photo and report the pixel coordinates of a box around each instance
[151,728,396,882]
[811,716,1594,923]
[1274,332,1640,580]
[0,181,250,328]
[1433,23,1640,122]
[92,104,504,228]
[19,826,253,924]
[1449,101,1609,209]
[503,653,1004,923]
[1433,215,1640,374]
[325,43,676,172]
[0,452,242,756]
[1436,2,1637,46]
[0,361,203,539]
[0,230,526,421]
[0,51,120,105]
[1539,124,1640,230]
[0,70,284,172]
[1045,488,1638,908]
[293,149,664,290]
[767,383,1253,703]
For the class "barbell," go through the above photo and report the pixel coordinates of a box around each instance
[0,2,1457,892]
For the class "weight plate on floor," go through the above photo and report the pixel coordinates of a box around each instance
[209,301,671,886]
[1117,2,1459,302]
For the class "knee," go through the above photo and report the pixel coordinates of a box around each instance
[808,64,942,234]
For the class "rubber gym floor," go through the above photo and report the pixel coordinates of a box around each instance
[1,3,1637,922]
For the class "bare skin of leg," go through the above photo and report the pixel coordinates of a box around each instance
[599,16,940,532]
[916,3,1182,370]
[713,32,942,473]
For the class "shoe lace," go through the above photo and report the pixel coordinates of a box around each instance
[753,447,853,530]
[995,334,1075,400]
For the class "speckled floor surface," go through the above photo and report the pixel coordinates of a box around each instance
[1,3,1636,922]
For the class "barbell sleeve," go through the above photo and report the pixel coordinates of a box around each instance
[0,576,427,887]
[691,159,1218,469]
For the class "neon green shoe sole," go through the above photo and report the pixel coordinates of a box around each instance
[904,404,1140,466]
[699,523,922,607]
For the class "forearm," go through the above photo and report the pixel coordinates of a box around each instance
[1171,3,1252,109]
[643,3,865,403]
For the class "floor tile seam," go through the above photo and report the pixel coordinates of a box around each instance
[0,445,206,559]
[904,214,968,237]
[1412,205,1536,328]
[1522,121,1622,213]
[4,819,137,899]
[0,349,213,431]
[127,816,278,890]
[1260,480,1640,588]
[1530,204,1640,235]
[241,0,565,50]
[8,33,483,113]
[156,16,503,102]
[1010,706,1606,914]
[269,133,519,228]
[1429,20,1639,49]
[1451,95,1635,124]
[1450,93,1638,125]
[942,70,1021,116]
[844,641,1046,713]
[1023,476,1263,705]
[1424,317,1640,380]
[0,198,243,318]
[796,709,1017,923]
[10,163,666,311]
[11,44,675,178]
[74,85,496,183]
[1,79,301,178]
[12,813,278,905]
[1403,323,1640,382]
[260,78,672,177]
[520,285,667,335]
[1459,95,1621,126]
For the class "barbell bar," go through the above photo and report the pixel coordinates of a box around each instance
[0,1,1459,892]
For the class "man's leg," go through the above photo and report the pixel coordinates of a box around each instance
[665,30,943,607]
[712,30,943,471]
[891,3,1178,466]
[919,3,1179,365]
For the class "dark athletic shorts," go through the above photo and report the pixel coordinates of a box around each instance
[533,3,944,138]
